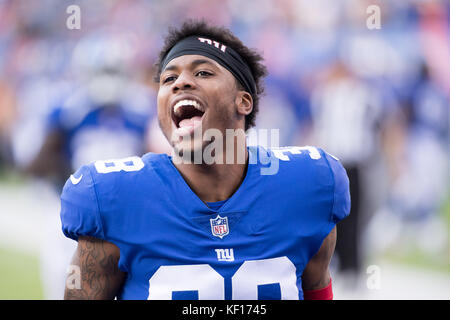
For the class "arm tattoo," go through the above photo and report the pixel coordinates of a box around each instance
[65,237,125,300]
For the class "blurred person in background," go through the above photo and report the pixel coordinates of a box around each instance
[308,60,404,290]
[364,1,449,274]
[388,1,450,254]
[16,30,156,299]
[26,31,155,188]
[0,79,16,173]
[385,62,449,254]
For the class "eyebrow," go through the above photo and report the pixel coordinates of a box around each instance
[163,58,217,72]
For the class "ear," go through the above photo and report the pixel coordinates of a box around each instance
[235,91,253,116]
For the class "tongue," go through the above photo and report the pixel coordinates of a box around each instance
[179,116,202,128]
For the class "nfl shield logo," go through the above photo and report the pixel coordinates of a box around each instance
[210,215,229,239]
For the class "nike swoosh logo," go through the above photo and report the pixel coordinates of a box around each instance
[70,174,83,185]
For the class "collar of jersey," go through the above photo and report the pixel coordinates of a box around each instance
[162,145,260,214]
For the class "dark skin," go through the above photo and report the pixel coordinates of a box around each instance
[158,55,253,202]
[65,236,125,300]
[302,227,336,291]
[64,54,336,299]
[25,130,71,184]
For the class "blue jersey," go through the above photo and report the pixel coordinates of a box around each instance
[60,145,350,300]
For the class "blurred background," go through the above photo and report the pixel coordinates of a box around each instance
[0,0,448,299]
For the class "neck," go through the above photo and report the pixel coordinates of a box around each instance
[172,145,249,203]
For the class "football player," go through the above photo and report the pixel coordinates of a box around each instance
[61,20,350,300]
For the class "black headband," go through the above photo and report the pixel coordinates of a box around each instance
[161,36,256,95]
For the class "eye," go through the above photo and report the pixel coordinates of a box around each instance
[162,75,177,84]
[195,70,213,77]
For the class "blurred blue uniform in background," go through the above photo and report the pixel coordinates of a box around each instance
[28,31,156,299]
[46,84,153,182]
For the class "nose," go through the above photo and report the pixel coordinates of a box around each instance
[172,71,195,93]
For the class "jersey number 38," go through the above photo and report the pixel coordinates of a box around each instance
[147,256,299,300]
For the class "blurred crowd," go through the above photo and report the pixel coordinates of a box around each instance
[0,0,448,297]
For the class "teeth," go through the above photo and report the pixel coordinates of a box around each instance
[173,99,203,115]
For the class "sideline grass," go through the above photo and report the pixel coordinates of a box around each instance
[383,195,450,274]
[0,246,43,299]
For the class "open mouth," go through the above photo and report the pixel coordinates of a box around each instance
[172,99,205,129]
